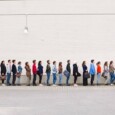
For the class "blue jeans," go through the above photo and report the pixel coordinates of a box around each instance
[52,73,57,84]
[66,73,70,85]
[59,73,63,85]
[110,72,115,84]
[7,73,11,85]
[97,73,101,84]
[46,72,50,85]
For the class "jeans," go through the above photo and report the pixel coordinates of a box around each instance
[110,72,115,84]
[17,77,21,85]
[46,72,50,85]
[33,74,37,85]
[53,73,57,84]
[66,73,70,85]
[97,73,101,84]
[7,73,11,85]
[74,74,77,84]
[91,74,95,85]
[59,73,63,85]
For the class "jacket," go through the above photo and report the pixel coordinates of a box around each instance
[32,64,37,74]
[12,64,17,74]
[89,63,96,75]
[97,65,101,73]
[58,65,63,74]
[73,64,78,76]
[46,64,51,73]
[38,64,43,74]
[1,63,6,75]
[66,63,71,73]
[52,65,57,74]
[109,64,115,73]
[25,65,31,78]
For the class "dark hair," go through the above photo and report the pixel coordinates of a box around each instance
[97,61,100,65]
[47,60,50,64]
[67,60,70,63]
[33,60,36,63]
[104,61,108,66]
[82,61,86,67]
[25,62,28,66]
[59,62,62,66]
[53,61,56,65]
[18,61,21,65]
[8,60,11,62]
[91,60,94,63]
[110,61,113,65]
[1,60,4,65]
[38,61,42,66]
[12,60,16,63]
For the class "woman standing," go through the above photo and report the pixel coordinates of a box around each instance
[103,61,110,85]
[96,61,101,85]
[17,61,23,86]
[12,60,17,86]
[1,61,6,86]
[25,62,31,86]
[58,62,63,86]
[82,61,88,86]
[52,61,57,86]
[109,61,115,85]
[46,60,51,86]
[73,62,79,86]
[38,61,43,86]
[32,60,37,86]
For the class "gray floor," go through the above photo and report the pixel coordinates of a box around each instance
[0,86,115,115]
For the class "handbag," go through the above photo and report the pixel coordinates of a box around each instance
[84,71,90,78]
[76,72,81,77]
[101,72,107,79]
[0,75,6,80]
[64,70,69,77]
[16,72,21,77]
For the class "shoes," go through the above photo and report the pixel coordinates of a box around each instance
[39,84,43,86]
[74,84,78,87]
[52,84,56,86]
[2,84,6,86]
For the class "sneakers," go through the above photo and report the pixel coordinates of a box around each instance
[52,84,57,86]
[39,84,43,86]
[2,84,6,86]
[74,84,78,87]
[111,84,114,86]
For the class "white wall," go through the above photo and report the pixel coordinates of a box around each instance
[0,0,115,76]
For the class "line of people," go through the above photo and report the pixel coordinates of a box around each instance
[0,59,115,86]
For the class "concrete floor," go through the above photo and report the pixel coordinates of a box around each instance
[0,86,115,115]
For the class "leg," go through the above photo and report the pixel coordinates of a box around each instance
[74,75,77,84]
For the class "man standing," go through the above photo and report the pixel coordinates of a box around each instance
[89,60,96,85]
[6,60,12,86]
[66,60,71,86]
[12,60,17,86]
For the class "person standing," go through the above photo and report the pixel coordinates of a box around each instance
[58,62,63,86]
[32,60,37,86]
[12,60,17,86]
[17,61,23,86]
[109,61,115,85]
[89,60,96,85]
[73,62,79,86]
[96,61,101,85]
[52,61,57,86]
[66,60,71,86]
[82,61,88,86]
[1,61,6,86]
[38,61,43,86]
[25,62,31,86]
[6,60,12,86]
[103,61,110,85]
[46,60,51,86]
